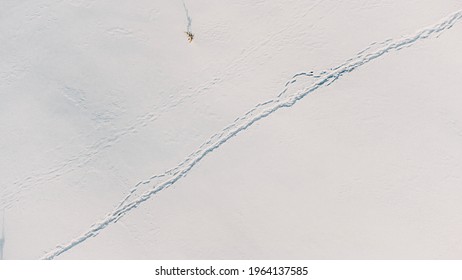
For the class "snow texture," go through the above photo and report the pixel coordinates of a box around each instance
[1,0,462,259]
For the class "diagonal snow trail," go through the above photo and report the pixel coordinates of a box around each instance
[42,10,462,260]
[112,41,393,208]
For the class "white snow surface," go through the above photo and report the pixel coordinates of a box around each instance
[1,0,462,259]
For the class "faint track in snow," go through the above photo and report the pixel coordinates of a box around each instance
[0,210,4,260]
[41,10,462,260]
[181,0,192,34]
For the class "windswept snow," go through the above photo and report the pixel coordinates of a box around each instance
[1,0,462,259]
[42,9,462,260]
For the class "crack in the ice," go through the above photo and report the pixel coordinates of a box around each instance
[41,10,462,260]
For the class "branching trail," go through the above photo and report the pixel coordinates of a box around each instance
[41,10,462,260]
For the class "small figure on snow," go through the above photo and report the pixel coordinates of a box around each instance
[185,31,194,43]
